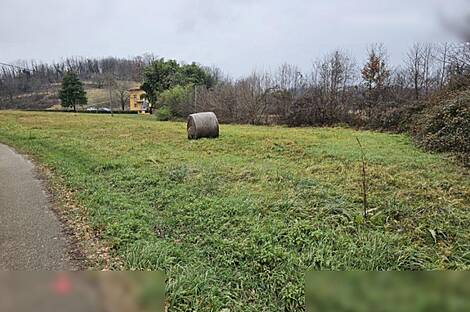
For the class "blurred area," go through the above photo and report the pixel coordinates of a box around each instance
[0,272,165,312]
[306,272,470,312]
[441,0,470,40]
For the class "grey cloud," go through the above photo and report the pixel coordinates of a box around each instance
[0,0,462,76]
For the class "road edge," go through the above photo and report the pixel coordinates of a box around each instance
[3,143,123,270]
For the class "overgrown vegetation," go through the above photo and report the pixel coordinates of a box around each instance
[0,111,468,311]
[155,106,172,121]
[413,88,470,165]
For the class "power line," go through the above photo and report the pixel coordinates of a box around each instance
[0,62,31,72]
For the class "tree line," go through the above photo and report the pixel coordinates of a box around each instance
[146,43,468,163]
[182,43,467,129]
[0,54,157,108]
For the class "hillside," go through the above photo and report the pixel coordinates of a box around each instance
[1,81,139,110]
[0,111,468,311]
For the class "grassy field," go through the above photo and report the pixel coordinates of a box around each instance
[0,111,468,311]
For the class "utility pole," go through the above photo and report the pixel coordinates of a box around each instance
[108,86,114,116]
[194,84,197,113]
[105,73,116,116]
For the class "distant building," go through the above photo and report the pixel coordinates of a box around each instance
[128,88,146,112]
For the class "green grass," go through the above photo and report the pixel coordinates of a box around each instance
[0,111,469,311]
[306,272,470,311]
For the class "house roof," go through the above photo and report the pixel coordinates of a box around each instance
[128,87,144,92]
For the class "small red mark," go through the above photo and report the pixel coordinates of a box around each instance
[52,273,72,295]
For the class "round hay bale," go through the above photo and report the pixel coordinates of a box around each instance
[187,112,219,139]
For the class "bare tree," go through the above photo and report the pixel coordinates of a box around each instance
[406,43,426,100]
[316,50,356,118]
[273,63,305,122]
[236,70,275,124]
[114,81,133,111]
[104,73,117,113]
[435,43,450,88]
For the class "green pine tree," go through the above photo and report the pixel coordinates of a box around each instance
[59,71,87,111]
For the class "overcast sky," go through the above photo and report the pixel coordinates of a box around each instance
[0,0,466,76]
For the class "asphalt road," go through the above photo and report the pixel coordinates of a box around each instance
[0,143,78,270]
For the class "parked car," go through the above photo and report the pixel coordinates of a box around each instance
[86,107,97,112]
[98,107,111,113]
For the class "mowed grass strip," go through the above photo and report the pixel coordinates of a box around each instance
[0,111,468,311]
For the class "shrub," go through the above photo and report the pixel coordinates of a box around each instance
[367,101,424,133]
[159,85,193,117]
[155,106,172,121]
[414,88,470,165]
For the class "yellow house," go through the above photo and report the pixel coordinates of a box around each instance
[128,87,146,112]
